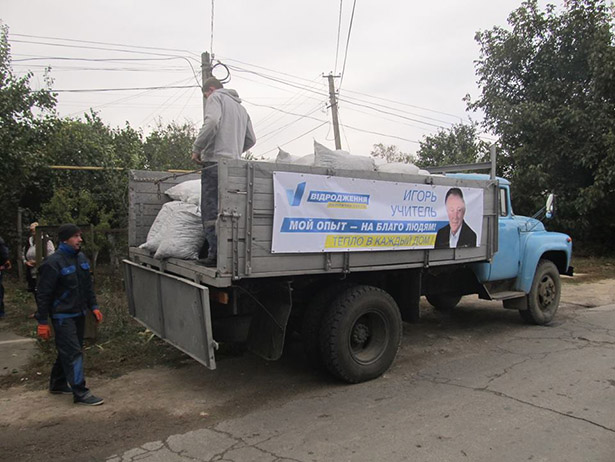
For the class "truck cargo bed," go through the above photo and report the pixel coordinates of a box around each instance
[127,159,498,286]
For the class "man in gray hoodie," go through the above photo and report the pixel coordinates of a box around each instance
[191,77,256,265]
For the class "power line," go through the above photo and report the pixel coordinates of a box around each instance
[258,122,328,156]
[9,38,202,86]
[210,0,215,56]
[334,0,343,74]
[339,0,357,91]
[13,55,190,63]
[11,33,197,57]
[53,84,199,93]
[221,56,467,123]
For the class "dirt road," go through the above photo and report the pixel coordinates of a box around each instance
[1,277,613,461]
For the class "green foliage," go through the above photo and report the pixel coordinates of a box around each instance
[41,112,144,231]
[143,121,197,170]
[0,23,57,247]
[370,143,415,163]
[416,122,491,168]
[470,0,615,251]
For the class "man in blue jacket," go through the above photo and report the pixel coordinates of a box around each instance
[35,224,104,406]
[191,77,256,265]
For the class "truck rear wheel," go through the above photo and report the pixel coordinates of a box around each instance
[319,285,402,383]
[426,293,462,311]
[519,259,561,325]
[302,283,356,368]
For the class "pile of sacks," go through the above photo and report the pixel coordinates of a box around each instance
[275,140,430,175]
[139,180,205,260]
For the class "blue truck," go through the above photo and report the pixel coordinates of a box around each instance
[123,154,573,383]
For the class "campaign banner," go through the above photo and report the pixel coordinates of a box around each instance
[271,171,483,253]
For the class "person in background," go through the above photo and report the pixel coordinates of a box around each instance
[24,222,55,293]
[0,236,10,318]
[191,76,256,266]
[35,224,104,406]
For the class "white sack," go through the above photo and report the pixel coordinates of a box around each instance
[313,141,375,171]
[275,147,314,165]
[153,202,205,260]
[139,201,185,253]
[293,154,316,165]
[377,162,420,175]
[275,148,297,163]
[165,179,201,207]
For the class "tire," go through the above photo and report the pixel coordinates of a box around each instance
[319,285,402,383]
[301,283,356,368]
[426,293,462,312]
[519,259,561,325]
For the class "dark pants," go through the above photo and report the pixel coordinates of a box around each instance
[201,162,219,259]
[51,315,89,398]
[26,266,36,293]
[0,271,4,315]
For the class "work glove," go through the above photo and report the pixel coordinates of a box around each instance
[37,324,51,341]
[92,309,103,323]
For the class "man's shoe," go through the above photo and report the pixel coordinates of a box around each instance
[199,256,217,267]
[49,383,72,395]
[74,393,104,406]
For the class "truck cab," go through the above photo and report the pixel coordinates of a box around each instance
[428,174,573,325]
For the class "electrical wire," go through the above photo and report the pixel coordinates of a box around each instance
[9,38,202,86]
[257,122,328,157]
[210,0,215,56]
[339,0,357,91]
[53,84,199,93]
[11,33,197,57]
[11,33,466,123]
[334,0,343,74]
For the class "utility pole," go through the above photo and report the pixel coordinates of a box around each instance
[326,73,342,150]
[201,52,213,123]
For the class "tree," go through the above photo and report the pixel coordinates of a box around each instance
[415,123,491,168]
[143,121,198,170]
[41,112,144,228]
[469,0,615,251]
[0,23,57,246]
[370,143,415,164]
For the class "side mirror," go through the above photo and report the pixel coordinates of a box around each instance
[545,193,555,219]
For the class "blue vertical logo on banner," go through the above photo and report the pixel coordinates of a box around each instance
[286,182,306,206]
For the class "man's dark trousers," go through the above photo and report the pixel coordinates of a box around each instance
[50,315,90,398]
[0,271,4,316]
[201,162,218,259]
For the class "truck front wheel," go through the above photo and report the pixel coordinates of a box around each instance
[319,285,402,383]
[520,259,561,325]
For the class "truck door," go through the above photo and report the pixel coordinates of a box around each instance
[488,186,521,280]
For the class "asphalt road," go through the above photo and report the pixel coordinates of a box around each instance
[105,288,615,462]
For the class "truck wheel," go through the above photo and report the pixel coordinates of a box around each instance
[519,259,561,325]
[426,293,462,312]
[319,285,402,383]
[302,283,356,368]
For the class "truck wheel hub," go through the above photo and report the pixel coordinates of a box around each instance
[538,276,556,307]
[352,323,370,346]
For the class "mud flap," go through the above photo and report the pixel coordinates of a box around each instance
[245,282,292,361]
[123,260,216,369]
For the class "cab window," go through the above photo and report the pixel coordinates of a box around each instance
[499,187,509,217]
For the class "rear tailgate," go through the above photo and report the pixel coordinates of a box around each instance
[123,259,216,369]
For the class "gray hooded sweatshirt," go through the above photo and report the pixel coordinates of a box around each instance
[192,89,256,161]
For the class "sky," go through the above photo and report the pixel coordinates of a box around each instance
[2,0,562,160]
